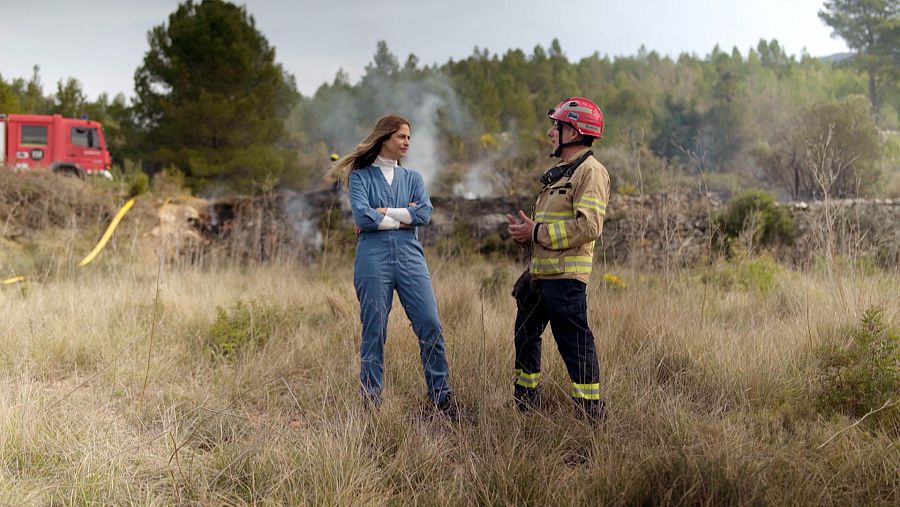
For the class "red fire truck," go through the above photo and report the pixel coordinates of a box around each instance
[0,113,112,178]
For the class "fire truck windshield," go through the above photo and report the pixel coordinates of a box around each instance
[71,127,100,148]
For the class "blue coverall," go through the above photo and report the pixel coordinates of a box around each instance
[348,165,452,405]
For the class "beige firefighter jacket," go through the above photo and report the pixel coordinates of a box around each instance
[529,148,610,283]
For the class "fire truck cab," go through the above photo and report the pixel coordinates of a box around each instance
[0,113,112,178]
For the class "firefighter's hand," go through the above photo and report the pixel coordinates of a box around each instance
[375,207,387,214]
[506,210,535,244]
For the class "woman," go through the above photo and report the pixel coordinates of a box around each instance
[330,115,457,417]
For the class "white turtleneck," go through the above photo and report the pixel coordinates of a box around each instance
[374,155,397,185]
[374,155,412,230]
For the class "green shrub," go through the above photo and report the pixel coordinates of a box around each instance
[126,171,149,197]
[107,159,150,197]
[150,166,188,196]
[735,256,780,295]
[207,300,277,358]
[714,190,794,248]
[816,306,900,430]
[701,254,783,295]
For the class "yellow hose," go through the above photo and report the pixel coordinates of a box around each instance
[78,198,136,267]
[2,275,26,285]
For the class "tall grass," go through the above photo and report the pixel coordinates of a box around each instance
[0,252,898,505]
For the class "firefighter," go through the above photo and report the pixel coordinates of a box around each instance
[329,115,459,419]
[506,97,610,422]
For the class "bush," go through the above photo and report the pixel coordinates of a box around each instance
[714,190,794,248]
[701,254,783,296]
[151,166,188,196]
[105,159,149,197]
[207,300,278,358]
[126,171,150,197]
[816,306,900,430]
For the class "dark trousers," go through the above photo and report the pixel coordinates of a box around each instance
[514,278,601,399]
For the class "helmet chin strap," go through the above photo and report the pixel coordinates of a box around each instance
[550,123,565,157]
[550,123,587,158]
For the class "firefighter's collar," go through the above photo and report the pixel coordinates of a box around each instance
[558,147,592,166]
[538,149,593,187]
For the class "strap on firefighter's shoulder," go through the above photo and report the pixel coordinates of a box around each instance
[537,150,593,187]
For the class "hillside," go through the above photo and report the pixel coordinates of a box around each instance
[2,172,899,283]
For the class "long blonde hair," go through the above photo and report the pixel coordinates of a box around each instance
[328,115,411,188]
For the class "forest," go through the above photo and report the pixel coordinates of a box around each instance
[0,0,897,200]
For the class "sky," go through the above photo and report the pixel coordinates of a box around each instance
[0,0,849,101]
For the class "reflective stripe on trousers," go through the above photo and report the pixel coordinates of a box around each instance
[513,278,601,398]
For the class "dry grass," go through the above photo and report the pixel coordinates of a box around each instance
[0,251,898,505]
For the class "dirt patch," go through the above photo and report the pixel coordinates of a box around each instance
[140,196,210,263]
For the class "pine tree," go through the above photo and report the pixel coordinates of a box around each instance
[53,78,87,118]
[819,0,899,110]
[133,0,299,192]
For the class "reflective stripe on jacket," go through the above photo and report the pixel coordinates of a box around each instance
[530,148,611,283]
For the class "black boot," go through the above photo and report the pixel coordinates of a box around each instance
[361,392,382,412]
[514,385,544,412]
[573,398,606,424]
[434,393,478,424]
[436,393,461,421]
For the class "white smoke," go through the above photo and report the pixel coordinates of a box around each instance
[403,92,443,186]
[452,131,522,199]
[454,157,497,199]
[309,64,476,192]
[283,191,323,251]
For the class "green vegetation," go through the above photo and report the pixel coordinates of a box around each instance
[132,0,300,193]
[700,254,785,296]
[819,0,899,112]
[714,190,795,248]
[2,1,897,198]
[207,299,277,358]
[756,94,883,198]
[816,306,900,431]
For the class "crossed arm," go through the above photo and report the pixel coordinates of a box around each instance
[349,170,433,234]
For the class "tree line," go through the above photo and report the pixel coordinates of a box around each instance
[0,0,897,199]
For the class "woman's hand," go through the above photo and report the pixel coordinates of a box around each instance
[354,225,361,235]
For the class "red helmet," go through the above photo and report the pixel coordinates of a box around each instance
[548,97,604,139]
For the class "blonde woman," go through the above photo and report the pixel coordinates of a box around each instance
[331,115,458,419]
